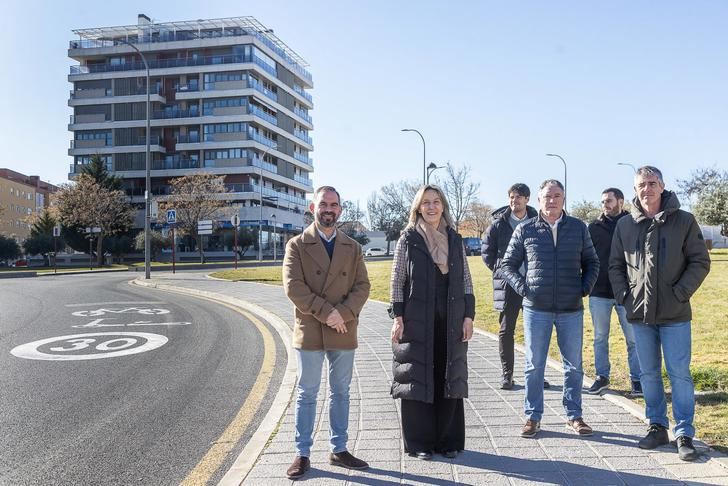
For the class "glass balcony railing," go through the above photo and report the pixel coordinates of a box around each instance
[152,108,200,119]
[176,134,201,144]
[240,184,308,207]
[248,130,277,149]
[293,152,313,166]
[69,86,162,99]
[294,130,313,145]
[294,107,312,124]
[247,77,278,102]
[248,104,277,125]
[251,157,278,173]
[293,84,313,103]
[70,53,277,78]
[294,173,313,186]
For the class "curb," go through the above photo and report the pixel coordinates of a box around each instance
[130,278,297,485]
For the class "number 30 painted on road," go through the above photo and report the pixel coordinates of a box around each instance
[10,332,168,361]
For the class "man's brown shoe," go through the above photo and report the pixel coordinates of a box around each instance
[329,451,369,470]
[286,456,310,480]
[521,419,540,438]
[567,417,593,436]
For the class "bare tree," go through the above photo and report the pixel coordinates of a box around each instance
[570,199,601,223]
[338,200,369,245]
[366,179,418,254]
[54,174,135,265]
[461,201,493,237]
[435,163,480,231]
[159,172,229,263]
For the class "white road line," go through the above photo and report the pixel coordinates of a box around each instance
[64,301,166,307]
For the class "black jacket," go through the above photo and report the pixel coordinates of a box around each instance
[390,227,475,403]
[482,205,539,311]
[588,211,628,299]
[609,191,711,325]
[501,213,600,312]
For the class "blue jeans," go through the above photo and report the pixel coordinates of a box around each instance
[523,308,584,422]
[294,349,355,457]
[631,321,695,439]
[589,296,641,381]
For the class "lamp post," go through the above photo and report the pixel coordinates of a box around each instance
[271,213,277,261]
[545,153,568,210]
[426,162,443,184]
[617,162,637,173]
[401,128,426,185]
[119,39,151,279]
[256,145,272,261]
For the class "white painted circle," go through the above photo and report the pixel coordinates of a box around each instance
[10,332,168,361]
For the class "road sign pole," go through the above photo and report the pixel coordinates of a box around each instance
[172,226,176,274]
[234,227,238,270]
[53,235,57,274]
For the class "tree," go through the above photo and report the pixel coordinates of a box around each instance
[105,232,136,263]
[338,200,369,246]
[134,230,170,262]
[223,227,258,257]
[434,163,480,231]
[54,174,135,266]
[461,201,493,237]
[677,166,728,236]
[159,172,228,263]
[23,210,62,266]
[677,166,727,202]
[81,153,122,190]
[0,235,21,264]
[570,199,601,223]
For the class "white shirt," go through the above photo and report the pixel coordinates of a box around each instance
[546,213,563,245]
[317,226,337,243]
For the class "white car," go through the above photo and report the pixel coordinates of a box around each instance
[365,247,387,257]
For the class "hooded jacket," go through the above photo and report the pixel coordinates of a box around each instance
[608,190,711,325]
[588,210,628,299]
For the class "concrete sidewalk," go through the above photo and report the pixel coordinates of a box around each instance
[141,272,728,485]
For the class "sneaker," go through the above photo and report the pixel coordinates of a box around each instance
[286,456,310,480]
[567,417,593,436]
[442,450,459,459]
[501,375,514,390]
[629,380,643,398]
[677,436,699,461]
[521,419,541,438]
[638,424,669,449]
[587,376,610,395]
[543,379,551,389]
[329,451,369,470]
[409,450,432,460]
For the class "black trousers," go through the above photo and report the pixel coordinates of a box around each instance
[498,286,523,378]
[401,268,465,454]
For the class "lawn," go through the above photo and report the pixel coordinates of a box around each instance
[212,249,728,451]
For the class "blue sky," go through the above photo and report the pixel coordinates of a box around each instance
[3,1,727,211]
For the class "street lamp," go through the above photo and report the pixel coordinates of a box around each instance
[545,153,568,211]
[271,213,277,261]
[119,39,151,279]
[426,162,444,184]
[401,128,426,185]
[617,162,637,173]
[256,145,273,261]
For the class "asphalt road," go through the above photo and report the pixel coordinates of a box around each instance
[0,273,284,485]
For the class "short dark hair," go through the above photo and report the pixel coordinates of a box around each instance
[538,179,564,192]
[635,166,664,185]
[313,185,341,203]
[508,183,530,198]
[602,187,624,200]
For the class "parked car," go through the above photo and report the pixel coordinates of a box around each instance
[462,237,482,256]
[365,247,387,257]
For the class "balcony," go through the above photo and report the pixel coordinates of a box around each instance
[251,157,278,173]
[70,114,111,124]
[294,174,313,187]
[294,107,312,124]
[248,104,277,126]
[69,88,112,99]
[115,157,201,171]
[293,85,313,103]
[248,131,277,149]
[176,134,200,144]
[70,53,277,78]
[70,139,111,149]
[294,130,313,145]
[248,77,278,102]
[152,108,200,119]
[293,152,313,166]
[226,183,307,207]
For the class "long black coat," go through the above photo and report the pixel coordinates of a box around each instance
[390,227,475,403]
[482,205,538,310]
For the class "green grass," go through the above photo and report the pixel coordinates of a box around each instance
[0,264,128,273]
[212,249,728,450]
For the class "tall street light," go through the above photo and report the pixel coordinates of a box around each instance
[257,144,272,261]
[546,153,568,211]
[270,213,277,261]
[401,128,426,185]
[617,162,637,173]
[119,39,151,279]
[426,162,443,184]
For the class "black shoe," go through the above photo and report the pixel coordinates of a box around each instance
[638,424,670,449]
[501,375,514,390]
[329,451,369,470]
[629,380,643,398]
[442,450,459,458]
[286,456,310,480]
[677,436,699,461]
[409,451,432,460]
[587,376,610,395]
[543,379,550,389]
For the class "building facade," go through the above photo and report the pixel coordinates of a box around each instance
[68,14,314,252]
[0,169,58,241]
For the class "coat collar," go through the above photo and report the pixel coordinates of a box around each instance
[300,223,355,292]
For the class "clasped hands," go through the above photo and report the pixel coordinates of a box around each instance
[325,308,348,333]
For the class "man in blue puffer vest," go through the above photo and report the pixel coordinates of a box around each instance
[502,179,600,439]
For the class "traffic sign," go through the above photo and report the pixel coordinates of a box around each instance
[166,209,177,224]
[198,220,213,235]
[53,224,61,237]
[231,214,240,227]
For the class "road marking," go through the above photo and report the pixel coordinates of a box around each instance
[10,332,168,361]
[64,302,166,307]
[71,308,170,317]
[71,319,192,328]
[180,305,276,486]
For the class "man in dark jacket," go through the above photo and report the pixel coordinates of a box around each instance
[586,187,642,397]
[502,179,600,439]
[610,166,710,462]
[482,183,543,390]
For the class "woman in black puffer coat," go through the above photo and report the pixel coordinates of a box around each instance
[389,184,476,460]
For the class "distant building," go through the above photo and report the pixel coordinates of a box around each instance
[68,14,314,253]
[701,225,727,249]
[0,169,58,241]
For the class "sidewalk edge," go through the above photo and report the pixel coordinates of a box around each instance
[130,278,297,485]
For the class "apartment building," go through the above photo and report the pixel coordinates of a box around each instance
[0,169,58,241]
[68,14,314,252]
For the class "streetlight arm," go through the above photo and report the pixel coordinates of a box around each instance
[402,128,426,185]
[545,153,568,210]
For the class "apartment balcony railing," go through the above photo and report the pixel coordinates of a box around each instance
[225,183,307,207]
[176,134,201,144]
[248,131,277,149]
[125,186,172,197]
[224,183,255,193]
[247,77,278,102]
[293,84,313,103]
[152,108,200,119]
[69,28,312,83]
[294,174,313,187]
[70,53,277,78]
[69,114,111,124]
[294,130,313,145]
[70,139,112,149]
[293,152,313,166]
[251,157,278,173]
[294,107,312,124]
[176,83,199,92]
[69,86,162,99]
[248,105,277,125]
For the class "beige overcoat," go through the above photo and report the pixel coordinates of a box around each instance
[282,224,371,350]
